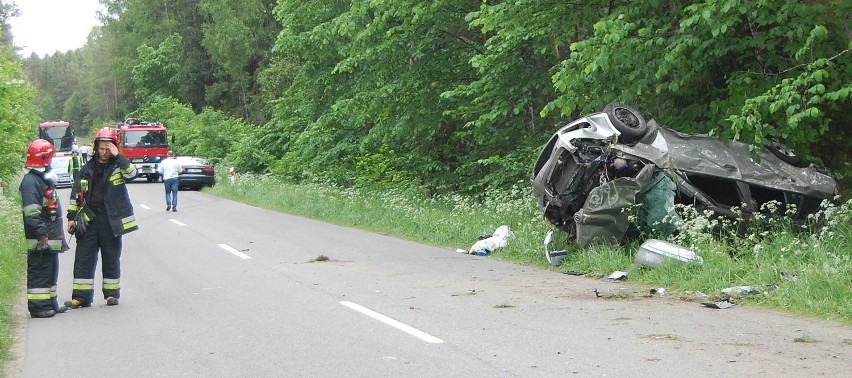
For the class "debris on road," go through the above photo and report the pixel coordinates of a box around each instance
[604,270,628,281]
[721,285,775,297]
[634,239,703,267]
[702,299,736,309]
[467,225,514,256]
[543,228,568,266]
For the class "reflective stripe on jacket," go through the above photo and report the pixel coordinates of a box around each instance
[67,154,138,236]
[19,170,69,252]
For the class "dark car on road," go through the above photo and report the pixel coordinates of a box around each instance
[532,103,839,248]
[177,156,215,190]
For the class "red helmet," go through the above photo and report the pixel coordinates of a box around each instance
[95,127,119,145]
[25,139,56,168]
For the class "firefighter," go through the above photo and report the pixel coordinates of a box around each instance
[20,139,70,318]
[66,127,138,308]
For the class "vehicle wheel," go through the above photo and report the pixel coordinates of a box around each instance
[768,139,808,167]
[604,103,647,143]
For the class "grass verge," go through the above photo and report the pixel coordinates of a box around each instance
[0,187,27,374]
[210,172,852,325]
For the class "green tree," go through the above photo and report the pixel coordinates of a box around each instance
[546,0,851,161]
[132,34,187,104]
[200,0,278,124]
[101,0,212,111]
[0,43,38,180]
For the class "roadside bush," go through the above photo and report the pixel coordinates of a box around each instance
[0,46,39,182]
[0,188,26,372]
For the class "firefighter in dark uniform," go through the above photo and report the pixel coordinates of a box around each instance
[66,127,138,308]
[20,139,70,318]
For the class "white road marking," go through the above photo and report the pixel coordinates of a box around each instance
[140,204,151,210]
[169,219,187,227]
[340,301,445,344]
[218,244,252,259]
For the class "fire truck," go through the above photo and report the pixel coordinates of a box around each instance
[115,118,169,182]
[38,120,75,155]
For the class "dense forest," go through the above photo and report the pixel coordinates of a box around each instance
[1,0,850,193]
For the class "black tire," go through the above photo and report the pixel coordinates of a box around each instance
[604,103,647,143]
[768,139,808,167]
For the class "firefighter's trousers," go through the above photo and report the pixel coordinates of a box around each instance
[27,250,60,315]
[71,212,122,304]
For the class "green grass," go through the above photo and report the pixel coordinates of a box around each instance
[210,172,852,325]
[0,187,27,374]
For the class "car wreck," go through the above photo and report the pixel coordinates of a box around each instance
[532,103,839,249]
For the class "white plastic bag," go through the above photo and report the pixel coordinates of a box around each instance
[468,225,514,255]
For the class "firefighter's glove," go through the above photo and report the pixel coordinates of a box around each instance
[72,213,89,236]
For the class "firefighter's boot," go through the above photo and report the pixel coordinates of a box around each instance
[64,299,91,309]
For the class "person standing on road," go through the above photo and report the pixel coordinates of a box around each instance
[68,147,83,183]
[157,150,182,212]
[79,143,90,162]
[19,139,70,318]
[65,127,138,309]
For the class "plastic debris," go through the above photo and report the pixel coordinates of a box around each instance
[604,271,628,281]
[702,299,736,309]
[467,225,514,256]
[721,286,763,296]
[547,250,567,267]
[634,239,703,267]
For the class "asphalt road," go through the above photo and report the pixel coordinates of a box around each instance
[9,181,852,377]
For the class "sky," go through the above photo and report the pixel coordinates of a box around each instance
[8,0,104,58]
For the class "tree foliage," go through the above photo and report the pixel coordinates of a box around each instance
[0,42,38,181]
[132,33,187,103]
[10,0,852,192]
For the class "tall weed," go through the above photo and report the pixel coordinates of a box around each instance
[0,191,26,372]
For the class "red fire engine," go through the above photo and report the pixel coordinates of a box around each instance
[115,118,169,182]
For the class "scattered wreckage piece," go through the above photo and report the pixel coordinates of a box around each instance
[701,299,736,309]
[531,103,839,249]
[466,225,514,256]
[634,239,703,267]
[543,229,568,266]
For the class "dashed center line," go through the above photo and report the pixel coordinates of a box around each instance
[169,219,187,226]
[340,301,445,344]
[218,244,252,259]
